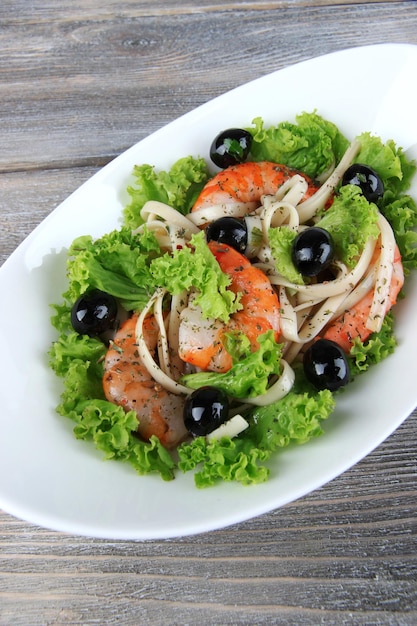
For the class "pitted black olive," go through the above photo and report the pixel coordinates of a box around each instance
[303,339,350,391]
[292,227,334,277]
[71,289,118,337]
[210,128,252,168]
[183,386,229,437]
[342,163,384,204]
[206,216,248,253]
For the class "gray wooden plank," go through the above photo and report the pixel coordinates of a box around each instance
[1,2,416,171]
[1,2,417,624]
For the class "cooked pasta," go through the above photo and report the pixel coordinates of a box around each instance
[128,139,402,410]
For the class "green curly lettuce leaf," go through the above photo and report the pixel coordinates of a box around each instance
[124,156,210,228]
[180,330,282,398]
[49,331,106,378]
[355,132,416,196]
[268,227,304,284]
[247,111,349,179]
[178,436,271,487]
[380,194,417,274]
[348,312,397,376]
[315,185,380,267]
[71,400,175,481]
[63,227,161,311]
[150,231,241,322]
[267,185,380,281]
[49,342,175,481]
[48,111,416,489]
[178,385,335,487]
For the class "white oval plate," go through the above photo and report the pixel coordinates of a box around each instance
[1,43,417,540]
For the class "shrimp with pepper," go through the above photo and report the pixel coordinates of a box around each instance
[323,244,404,352]
[103,314,189,449]
[192,161,321,213]
[178,241,281,373]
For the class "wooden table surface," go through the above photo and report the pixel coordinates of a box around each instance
[1,1,417,624]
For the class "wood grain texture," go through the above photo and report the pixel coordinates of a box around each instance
[1,2,416,172]
[1,1,417,624]
[1,410,416,624]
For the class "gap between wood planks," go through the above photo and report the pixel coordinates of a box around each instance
[0,155,116,175]
[1,0,408,26]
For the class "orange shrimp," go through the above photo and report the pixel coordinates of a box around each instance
[178,241,281,373]
[322,245,404,352]
[192,161,320,212]
[103,314,188,449]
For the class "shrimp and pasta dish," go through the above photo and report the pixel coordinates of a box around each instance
[49,112,417,487]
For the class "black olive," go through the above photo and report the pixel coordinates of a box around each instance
[206,216,248,253]
[210,128,252,168]
[292,227,334,277]
[183,386,229,437]
[71,289,118,337]
[303,339,350,392]
[341,163,384,204]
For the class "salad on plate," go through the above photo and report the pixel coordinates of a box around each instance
[49,111,417,488]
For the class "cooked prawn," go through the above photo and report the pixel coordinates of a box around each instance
[322,245,404,352]
[178,241,281,373]
[103,314,188,448]
[192,161,320,213]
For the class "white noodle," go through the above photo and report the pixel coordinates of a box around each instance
[284,291,353,364]
[136,219,172,250]
[135,289,191,396]
[255,246,275,265]
[167,290,189,380]
[316,156,336,184]
[117,137,402,438]
[267,237,377,299]
[260,175,309,235]
[331,262,378,319]
[261,200,300,234]
[140,200,200,236]
[168,227,188,251]
[278,286,304,344]
[366,213,396,332]
[188,202,257,226]
[294,297,325,311]
[245,215,263,257]
[242,360,295,406]
[153,290,171,376]
[297,139,362,222]
[272,174,309,205]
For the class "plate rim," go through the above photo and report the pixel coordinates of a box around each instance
[1,42,417,539]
